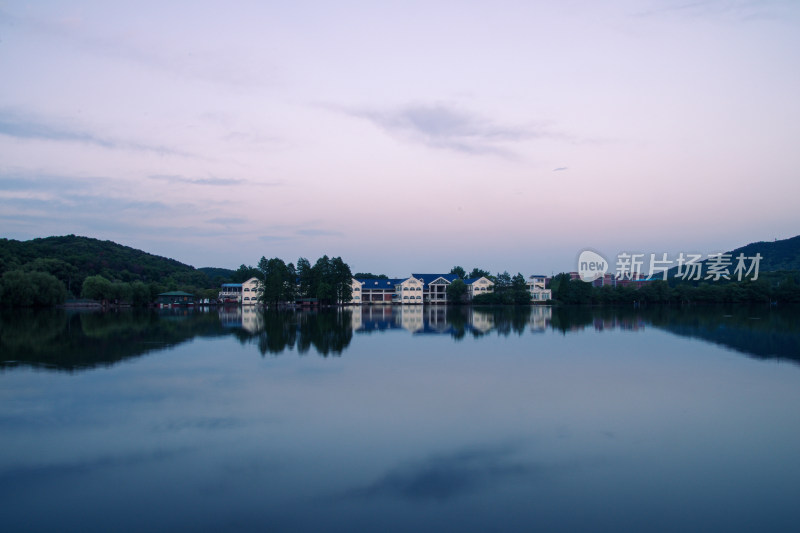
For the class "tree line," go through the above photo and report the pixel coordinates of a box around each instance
[445,268,533,305]
[0,233,355,307]
[253,255,353,306]
[549,272,800,305]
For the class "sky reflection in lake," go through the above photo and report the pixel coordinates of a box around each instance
[1,305,799,532]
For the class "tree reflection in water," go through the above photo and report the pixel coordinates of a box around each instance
[2,304,799,372]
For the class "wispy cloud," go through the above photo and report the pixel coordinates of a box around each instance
[255,224,344,242]
[0,170,203,238]
[258,235,292,243]
[296,229,343,237]
[553,167,568,172]
[0,108,189,156]
[634,0,794,21]
[339,103,566,156]
[0,173,96,193]
[148,174,246,186]
[0,7,276,89]
[207,217,248,226]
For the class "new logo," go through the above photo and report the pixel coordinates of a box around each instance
[577,250,608,282]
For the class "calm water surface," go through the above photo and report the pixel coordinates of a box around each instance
[1,305,799,532]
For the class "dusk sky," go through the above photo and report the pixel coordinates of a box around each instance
[1,0,798,276]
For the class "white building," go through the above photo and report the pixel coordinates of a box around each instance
[527,275,552,302]
[219,277,263,305]
[395,276,424,304]
[351,279,364,305]
[465,276,495,300]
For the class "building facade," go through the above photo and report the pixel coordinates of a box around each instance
[465,276,495,300]
[218,277,263,305]
[527,275,552,302]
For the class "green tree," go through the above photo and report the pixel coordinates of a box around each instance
[468,268,492,279]
[81,275,113,301]
[331,257,353,304]
[130,281,151,306]
[450,266,466,279]
[231,264,260,283]
[446,278,468,303]
[495,271,512,288]
[511,273,531,304]
[0,270,67,307]
[550,273,572,302]
[296,257,313,298]
[22,258,79,295]
[259,257,294,306]
[316,281,334,302]
[311,256,332,302]
[284,262,297,302]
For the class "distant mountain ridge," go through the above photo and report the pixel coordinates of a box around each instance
[659,234,800,280]
[724,235,800,272]
[0,235,215,290]
[198,267,236,283]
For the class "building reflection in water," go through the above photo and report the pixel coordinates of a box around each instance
[310,305,553,337]
[218,305,265,333]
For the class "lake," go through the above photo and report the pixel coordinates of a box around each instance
[1,304,799,532]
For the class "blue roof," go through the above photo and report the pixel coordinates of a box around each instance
[221,283,242,287]
[464,277,492,285]
[355,278,406,289]
[411,273,459,289]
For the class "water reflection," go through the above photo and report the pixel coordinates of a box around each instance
[353,305,552,337]
[0,308,228,372]
[1,304,799,372]
[347,443,535,502]
[2,304,800,532]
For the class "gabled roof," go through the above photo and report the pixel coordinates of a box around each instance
[464,276,494,285]
[411,273,459,288]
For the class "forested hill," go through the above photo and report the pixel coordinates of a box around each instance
[198,267,236,284]
[0,235,214,291]
[726,235,800,272]
[661,234,800,280]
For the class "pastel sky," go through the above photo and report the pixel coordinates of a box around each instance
[1,0,798,275]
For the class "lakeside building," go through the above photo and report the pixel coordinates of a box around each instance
[465,277,495,300]
[219,283,242,303]
[219,273,549,306]
[411,274,459,304]
[218,277,263,304]
[352,274,497,305]
[241,277,263,305]
[527,275,553,301]
[354,278,405,304]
